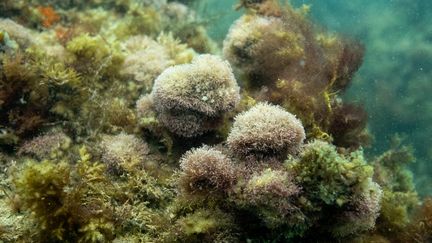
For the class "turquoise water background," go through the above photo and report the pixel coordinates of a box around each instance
[197,0,432,195]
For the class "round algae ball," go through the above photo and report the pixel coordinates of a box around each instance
[151,54,240,137]
[100,133,149,172]
[227,102,305,158]
[223,14,284,72]
[179,146,236,195]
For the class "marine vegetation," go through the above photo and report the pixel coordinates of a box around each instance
[0,0,430,242]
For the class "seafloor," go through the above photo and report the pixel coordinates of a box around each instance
[0,0,431,242]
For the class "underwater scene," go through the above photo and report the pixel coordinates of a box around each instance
[0,0,431,242]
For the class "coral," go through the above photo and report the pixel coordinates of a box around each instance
[169,106,373,240]
[227,102,305,159]
[224,6,363,93]
[151,54,240,137]
[152,54,239,117]
[178,146,236,196]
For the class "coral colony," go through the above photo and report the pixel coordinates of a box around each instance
[0,0,430,242]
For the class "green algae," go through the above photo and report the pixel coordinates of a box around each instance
[0,0,430,242]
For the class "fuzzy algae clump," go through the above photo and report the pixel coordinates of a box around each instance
[0,0,430,242]
[178,146,237,196]
[227,102,305,159]
[287,140,382,237]
[151,54,240,137]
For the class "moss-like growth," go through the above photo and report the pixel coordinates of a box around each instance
[402,197,432,242]
[0,52,48,144]
[288,140,372,205]
[372,139,419,239]
[232,168,301,228]
[287,140,382,237]
[66,33,124,79]
[0,0,429,242]
[112,5,162,39]
[162,208,238,242]
[13,147,115,242]
[330,178,382,237]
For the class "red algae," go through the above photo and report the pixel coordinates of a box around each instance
[37,6,60,28]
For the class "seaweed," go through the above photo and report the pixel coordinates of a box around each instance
[12,147,115,242]
[0,0,430,242]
